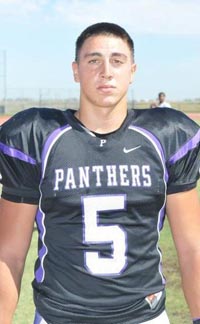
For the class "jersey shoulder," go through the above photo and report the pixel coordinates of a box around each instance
[131,108,200,160]
[133,107,199,131]
[0,107,68,138]
[132,107,199,137]
[0,107,72,160]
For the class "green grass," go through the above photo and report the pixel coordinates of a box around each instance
[160,221,191,323]
[160,182,200,323]
[13,231,37,324]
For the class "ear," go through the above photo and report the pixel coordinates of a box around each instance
[72,61,80,83]
[129,63,137,84]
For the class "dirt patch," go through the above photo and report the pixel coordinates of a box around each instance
[187,113,200,121]
[0,115,10,125]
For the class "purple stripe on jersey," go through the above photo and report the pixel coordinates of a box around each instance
[158,203,167,285]
[157,205,167,285]
[129,125,168,182]
[129,125,167,284]
[35,208,47,282]
[159,260,166,285]
[169,129,200,165]
[159,205,166,232]
[34,310,48,324]
[0,142,36,164]
[41,124,72,175]
[35,124,72,283]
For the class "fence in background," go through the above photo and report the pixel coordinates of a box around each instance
[0,87,199,116]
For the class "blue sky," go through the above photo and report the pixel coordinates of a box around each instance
[0,0,200,101]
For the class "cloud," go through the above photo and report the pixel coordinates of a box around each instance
[54,0,200,35]
[0,0,200,35]
[0,0,48,17]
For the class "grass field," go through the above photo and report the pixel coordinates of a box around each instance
[0,113,199,324]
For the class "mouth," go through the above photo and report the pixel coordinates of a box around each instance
[97,85,116,93]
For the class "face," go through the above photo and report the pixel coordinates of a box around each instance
[159,94,165,103]
[72,35,136,109]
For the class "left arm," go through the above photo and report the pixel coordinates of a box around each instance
[166,188,200,319]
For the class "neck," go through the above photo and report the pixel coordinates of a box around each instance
[75,97,128,134]
[75,105,127,134]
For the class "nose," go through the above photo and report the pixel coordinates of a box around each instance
[100,60,113,80]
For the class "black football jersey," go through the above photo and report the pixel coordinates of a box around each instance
[0,108,199,324]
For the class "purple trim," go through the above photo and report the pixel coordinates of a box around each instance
[0,142,36,164]
[159,205,166,231]
[193,319,200,324]
[158,205,167,285]
[129,125,167,285]
[35,208,47,282]
[35,124,72,283]
[129,125,168,182]
[41,125,71,174]
[169,129,200,165]
[34,310,47,324]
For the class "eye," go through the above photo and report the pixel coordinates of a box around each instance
[112,58,124,65]
[88,59,100,64]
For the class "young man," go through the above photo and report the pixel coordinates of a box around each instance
[0,22,200,324]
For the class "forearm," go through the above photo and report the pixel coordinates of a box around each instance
[166,189,200,321]
[0,257,24,324]
[179,250,200,319]
[0,199,37,323]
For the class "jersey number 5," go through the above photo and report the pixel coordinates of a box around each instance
[82,195,127,276]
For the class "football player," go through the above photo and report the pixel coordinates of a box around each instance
[0,22,200,324]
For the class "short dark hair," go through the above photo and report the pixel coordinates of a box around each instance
[158,92,166,97]
[75,22,134,62]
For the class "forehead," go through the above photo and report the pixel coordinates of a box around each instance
[79,35,132,58]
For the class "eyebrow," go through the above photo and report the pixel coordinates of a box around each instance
[84,52,128,60]
[84,52,102,59]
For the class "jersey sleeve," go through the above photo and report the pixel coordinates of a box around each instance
[0,108,42,204]
[166,113,200,194]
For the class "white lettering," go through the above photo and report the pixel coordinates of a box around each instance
[100,139,107,147]
[106,165,118,186]
[54,169,64,191]
[79,166,90,188]
[130,165,141,187]
[142,165,151,187]
[65,168,76,189]
[53,165,152,191]
[92,165,104,187]
[119,165,129,186]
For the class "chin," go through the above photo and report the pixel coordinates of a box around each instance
[98,96,120,107]
[97,101,117,109]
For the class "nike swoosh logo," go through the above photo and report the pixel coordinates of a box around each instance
[123,145,141,153]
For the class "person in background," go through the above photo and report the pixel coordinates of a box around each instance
[150,92,171,109]
[0,22,200,324]
[157,92,171,108]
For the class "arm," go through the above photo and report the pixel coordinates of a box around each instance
[0,198,37,324]
[166,188,200,319]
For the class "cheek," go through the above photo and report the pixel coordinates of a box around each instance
[118,71,133,86]
[79,72,97,92]
[80,69,98,84]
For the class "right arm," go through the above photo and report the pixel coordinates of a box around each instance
[0,198,37,324]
